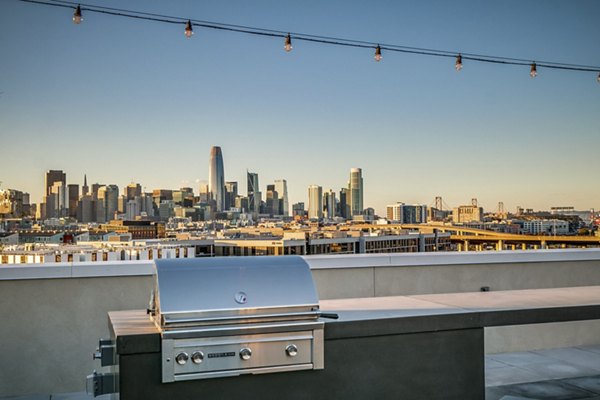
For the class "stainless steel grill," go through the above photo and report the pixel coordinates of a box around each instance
[149,256,324,382]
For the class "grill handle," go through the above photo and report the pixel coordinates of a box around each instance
[319,312,339,320]
[147,289,156,316]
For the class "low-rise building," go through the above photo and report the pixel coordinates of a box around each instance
[453,205,483,224]
[0,232,19,246]
[522,219,570,235]
[100,220,166,239]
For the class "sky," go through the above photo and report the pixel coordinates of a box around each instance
[0,0,599,216]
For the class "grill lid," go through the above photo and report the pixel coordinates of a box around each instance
[152,256,319,329]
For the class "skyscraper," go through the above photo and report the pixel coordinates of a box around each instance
[349,168,363,217]
[323,189,336,219]
[126,183,142,201]
[247,171,260,215]
[209,146,225,212]
[68,184,79,219]
[77,195,95,223]
[274,179,289,216]
[266,184,279,216]
[308,185,323,220]
[338,188,349,219]
[97,185,119,222]
[45,170,66,197]
[224,181,238,211]
[82,174,89,196]
[49,181,68,218]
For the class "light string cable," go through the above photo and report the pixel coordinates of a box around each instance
[17,0,600,78]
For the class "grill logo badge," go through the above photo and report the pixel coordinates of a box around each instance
[208,352,236,359]
[234,291,248,304]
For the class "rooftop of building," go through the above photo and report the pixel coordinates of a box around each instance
[1,250,600,398]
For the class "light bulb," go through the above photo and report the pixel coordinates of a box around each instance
[72,5,82,24]
[455,54,463,71]
[284,33,292,52]
[374,45,382,62]
[530,63,537,78]
[597,73,600,83]
[184,20,193,38]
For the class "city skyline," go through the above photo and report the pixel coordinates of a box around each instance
[1,1,599,214]
[5,160,597,219]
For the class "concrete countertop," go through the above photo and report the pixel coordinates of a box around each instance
[110,286,600,351]
[321,286,600,339]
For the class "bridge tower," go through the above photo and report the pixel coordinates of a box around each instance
[471,198,478,207]
[435,196,443,210]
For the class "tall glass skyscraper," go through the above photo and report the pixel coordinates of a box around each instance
[247,171,260,214]
[209,146,225,212]
[274,179,289,216]
[349,168,363,217]
[308,185,323,220]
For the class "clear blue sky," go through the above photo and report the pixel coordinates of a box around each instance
[1,0,599,215]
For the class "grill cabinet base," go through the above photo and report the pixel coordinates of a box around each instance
[110,310,484,400]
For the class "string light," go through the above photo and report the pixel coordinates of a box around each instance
[374,45,382,62]
[530,62,537,78]
[184,20,193,38]
[15,0,600,84]
[455,54,463,71]
[72,4,82,24]
[284,33,292,52]
[597,73,600,83]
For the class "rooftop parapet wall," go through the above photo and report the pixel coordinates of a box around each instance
[1,250,600,396]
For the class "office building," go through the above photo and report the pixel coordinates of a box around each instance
[224,181,238,211]
[77,195,95,223]
[49,181,68,218]
[349,168,363,217]
[292,202,306,218]
[266,184,279,217]
[45,170,66,197]
[235,196,249,213]
[323,190,336,219]
[68,184,79,219]
[274,180,289,216]
[91,183,103,200]
[152,189,172,208]
[247,172,260,215]
[117,195,127,214]
[387,203,428,224]
[338,188,349,219]
[82,174,89,196]
[198,184,210,204]
[452,204,483,224]
[140,193,155,217]
[522,219,569,235]
[173,188,194,207]
[0,189,24,218]
[308,185,323,220]
[96,185,119,223]
[208,146,225,212]
[126,183,142,201]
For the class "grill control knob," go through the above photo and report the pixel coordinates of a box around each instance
[286,344,298,357]
[239,347,252,361]
[175,352,189,365]
[191,351,204,364]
